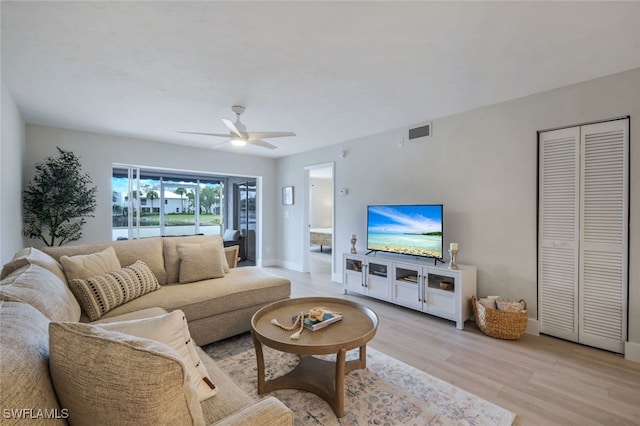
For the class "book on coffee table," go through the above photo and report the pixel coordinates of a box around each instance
[303,313,343,331]
[292,313,343,331]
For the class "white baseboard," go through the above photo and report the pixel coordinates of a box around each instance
[625,341,640,362]
[273,259,303,272]
[332,272,342,283]
[260,258,276,267]
[525,318,540,336]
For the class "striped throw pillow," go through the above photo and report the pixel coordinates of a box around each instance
[69,261,160,321]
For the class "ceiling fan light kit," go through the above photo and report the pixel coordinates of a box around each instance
[178,105,295,150]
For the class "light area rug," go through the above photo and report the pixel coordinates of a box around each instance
[204,334,516,426]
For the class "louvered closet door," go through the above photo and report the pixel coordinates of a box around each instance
[538,127,580,342]
[578,119,628,353]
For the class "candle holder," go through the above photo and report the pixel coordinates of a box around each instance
[350,237,357,254]
[448,249,459,270]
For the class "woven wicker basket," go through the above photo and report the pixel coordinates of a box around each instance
[471,296,528,340]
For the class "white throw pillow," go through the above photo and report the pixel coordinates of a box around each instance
[223,229,240,241]
[97,310,218,401]
[496,297,526,312]
[477,297,497,310]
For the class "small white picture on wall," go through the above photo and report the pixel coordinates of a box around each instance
[283,186,294,205]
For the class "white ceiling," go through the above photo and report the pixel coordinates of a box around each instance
[3,1,640,158]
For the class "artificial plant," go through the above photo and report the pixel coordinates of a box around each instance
[23,147,97,246]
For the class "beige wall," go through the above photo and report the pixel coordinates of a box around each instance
[309,178,332,229]
[1,81,25,264]
[276,68,640,352]
[24,125,280,264]
[10,68,640,358]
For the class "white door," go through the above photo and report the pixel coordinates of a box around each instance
[538,127,580,342]
[538,118,628,353]
[578,120,628,353]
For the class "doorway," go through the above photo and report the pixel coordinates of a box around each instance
[304,163,335,278]
[233,179,257,266]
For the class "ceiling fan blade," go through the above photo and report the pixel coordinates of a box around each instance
[176,131,230,138]
[246,131,296,140]
[249,139,277,149]
[222,119,243,138]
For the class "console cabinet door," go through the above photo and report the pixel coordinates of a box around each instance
[392,263,422,310]
[343,255,366,295]
[366,260,392,301]
[424,269,458,325]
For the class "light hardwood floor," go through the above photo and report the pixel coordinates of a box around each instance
[264,256,640,425]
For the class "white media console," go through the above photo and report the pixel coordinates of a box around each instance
[343,252,477,329]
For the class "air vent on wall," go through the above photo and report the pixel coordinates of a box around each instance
[408,122,432,140]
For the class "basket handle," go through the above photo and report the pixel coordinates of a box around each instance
[519,299,527,310]
[471,295,478,316]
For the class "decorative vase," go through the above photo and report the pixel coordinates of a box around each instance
[448,249,458,270]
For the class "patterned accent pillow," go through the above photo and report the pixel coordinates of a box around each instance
[69,261,160,321]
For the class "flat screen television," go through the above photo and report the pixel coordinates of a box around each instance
[367,204,443,259]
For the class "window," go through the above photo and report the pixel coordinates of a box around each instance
[112,166,226,240]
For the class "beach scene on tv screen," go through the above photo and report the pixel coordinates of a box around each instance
[367,205,443,258]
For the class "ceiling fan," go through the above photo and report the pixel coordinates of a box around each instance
[178,105,296,149]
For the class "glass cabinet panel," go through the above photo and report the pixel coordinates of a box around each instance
[427,272,455,292]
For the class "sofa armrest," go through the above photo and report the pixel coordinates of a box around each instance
[211,397,293,426]
[224,245,239,269]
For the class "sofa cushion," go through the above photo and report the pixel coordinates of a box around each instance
[163,235,227,284]
[95,267,291,324]
[43,237,168,284]
[69,260,160,321]
[0,301,67,425]
[49,321,206,426]
[97,310,218,402]
[92,306,169,323]
[177,241,226,284]
[197,346,255,423]
[0,246,67,283]
[0,264,81,322]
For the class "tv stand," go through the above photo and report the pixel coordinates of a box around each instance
[343,252,477,329]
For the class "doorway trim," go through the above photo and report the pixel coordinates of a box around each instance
[303,162,335,275]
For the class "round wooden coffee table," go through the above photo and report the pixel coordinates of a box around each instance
[250,297,378,418]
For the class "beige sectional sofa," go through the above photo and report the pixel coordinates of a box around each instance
[0,235,293,425]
